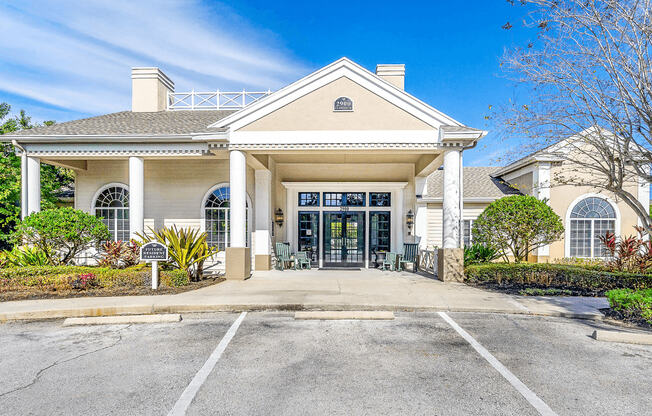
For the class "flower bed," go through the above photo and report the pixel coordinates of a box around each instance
[0,264,224,301]
[464,263,652,296]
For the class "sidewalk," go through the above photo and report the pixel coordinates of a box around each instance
[0,269,609,321]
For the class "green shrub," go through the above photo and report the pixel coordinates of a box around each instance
[14,208,109,265]
[0,264,192,290]
[464,243,499,265]
[472,195,564,263]
[2,245,49,267]
[519,288,573,296]
[161,269,190,287]
[606,289,652,324]
[464,263,652,294]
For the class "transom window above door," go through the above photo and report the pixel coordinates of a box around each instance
[323,192,366,207]
[369,192,391,207]
[298,192,319,206]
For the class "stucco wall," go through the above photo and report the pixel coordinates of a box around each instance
[545,163,640,260]
[239,76,435,131]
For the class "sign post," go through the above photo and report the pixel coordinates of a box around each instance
[140,242,168,290]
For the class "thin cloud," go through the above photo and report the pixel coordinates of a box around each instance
[0,0,308,115]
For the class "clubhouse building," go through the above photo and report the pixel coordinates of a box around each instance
[5,58,647,279]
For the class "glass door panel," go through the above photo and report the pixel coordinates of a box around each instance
[369,211,391,266]
[298,211,319,265]
[323,211,365,267]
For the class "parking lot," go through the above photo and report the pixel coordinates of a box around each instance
[1,312,650,415]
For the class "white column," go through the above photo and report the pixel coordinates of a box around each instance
[26,156,41,216]
[20,152,28,219]
[254,170,271,257]
[459,151,464,247]
[129,156,144,239]
[229,150,247,247]
[534,162,551,256]
[396,187,404,251]
[414,176,428,248]
[442,149,461,249]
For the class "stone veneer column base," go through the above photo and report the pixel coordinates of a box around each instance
[225,247,251,280]
[437,248,464,282]
[255,254,271,271]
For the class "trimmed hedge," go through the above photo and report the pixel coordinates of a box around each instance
[465,263,652,294]
[0,264,189,290]
[606,289,652,325]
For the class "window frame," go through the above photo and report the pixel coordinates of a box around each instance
[565,194,620,259]
[91,183,130,242]
[201,183,251,251]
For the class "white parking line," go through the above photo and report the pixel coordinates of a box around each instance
[168,312,247,416]
[438,312,558,416]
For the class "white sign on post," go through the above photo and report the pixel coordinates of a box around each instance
[140,242,168,290]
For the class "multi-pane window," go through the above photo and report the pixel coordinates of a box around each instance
[204,187,249,250]
[463,219,474,247]
[299,192,319,206]
[323,192,366,207]
[569,197,616,258]
[94,186,130,242]
[205,187,230,250]
[369,192,391,207]
[370,212,391,256]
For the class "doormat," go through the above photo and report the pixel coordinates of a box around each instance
[318,267,361,271]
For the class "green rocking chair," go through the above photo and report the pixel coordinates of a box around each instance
[294,251,311,270]
[381,252,398,271]
[399,243,419,272]
[275,242,293,271]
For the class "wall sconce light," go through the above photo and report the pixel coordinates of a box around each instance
[406,209,415,235]
[275,208,284,228]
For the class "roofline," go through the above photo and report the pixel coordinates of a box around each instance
[420,197,501,203]
[0,132,228,144]
[493,154,562,177]
[209,57,465,130]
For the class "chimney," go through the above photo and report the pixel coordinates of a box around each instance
[375,64,405,90]
[131,67,174,112]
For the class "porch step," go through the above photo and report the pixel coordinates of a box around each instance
[294,311,394,320]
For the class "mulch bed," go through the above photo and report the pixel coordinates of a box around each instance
[600,307,652,330]
[0,276,225,302]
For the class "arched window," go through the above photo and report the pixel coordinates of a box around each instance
[203,186,248,250]
[93,185,130,242]
[569,196,616,258]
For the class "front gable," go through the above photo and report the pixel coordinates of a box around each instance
[209,58,473,147]
[238,76,433,132]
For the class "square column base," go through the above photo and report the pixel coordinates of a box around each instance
[255,254,272,271]
[225,247,251,280]
[437,248,464,282]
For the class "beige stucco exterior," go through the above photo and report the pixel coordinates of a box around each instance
[239,76,435,131]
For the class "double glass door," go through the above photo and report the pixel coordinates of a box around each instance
[323,211,365,267]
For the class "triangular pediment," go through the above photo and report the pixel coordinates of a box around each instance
[210,58,463,135]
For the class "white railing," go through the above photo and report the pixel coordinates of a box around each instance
[167,90,272,110]
[418,249,438,276]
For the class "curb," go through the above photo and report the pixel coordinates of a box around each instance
[0,303,605,322]
[591,330,652,345]
[62,314,182,326]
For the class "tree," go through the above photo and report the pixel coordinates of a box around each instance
[0,103,72,249]
[497,0,652,233]
[13,208,109,265]
[472,195,564,262]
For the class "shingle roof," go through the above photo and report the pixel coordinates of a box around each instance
[10,110,236,136]
[427,166,520,199]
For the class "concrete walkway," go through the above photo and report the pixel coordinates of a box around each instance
[0,269,608,321]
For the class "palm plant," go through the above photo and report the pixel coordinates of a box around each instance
[2,245,50,267]
[136,225,218,281]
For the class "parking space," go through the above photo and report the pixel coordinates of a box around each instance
[1,312,650,416]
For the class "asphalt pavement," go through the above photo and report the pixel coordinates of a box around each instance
[1,312,650,415]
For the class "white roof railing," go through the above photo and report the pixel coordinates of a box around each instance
[167,89,272,110]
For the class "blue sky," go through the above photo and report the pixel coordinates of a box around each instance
[0,0,535,166]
